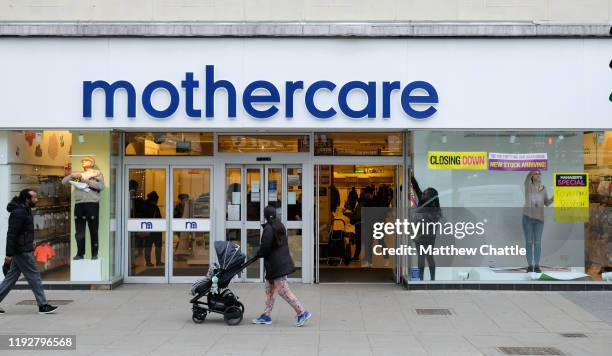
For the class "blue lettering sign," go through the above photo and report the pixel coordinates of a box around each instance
[83,65,438,120]
[140,221,153,230]
[185,221,198,230]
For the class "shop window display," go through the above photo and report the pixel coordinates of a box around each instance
[0,130,114,282]
[408,131,611,283]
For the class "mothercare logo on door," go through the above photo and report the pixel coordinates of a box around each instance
[82,65,439,121]
[427,151,487,170]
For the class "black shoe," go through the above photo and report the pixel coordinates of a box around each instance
[73,255,84,260]
[38,304,58,314]
[526,265,534,272]
[91,255,98,260]
[534,265,542,273]
[146,262,154,267]
[157,262,164,267]
[0,306,5,314]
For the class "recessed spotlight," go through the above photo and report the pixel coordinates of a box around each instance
[509,135,516,144]
[78,134,85,143]
[441,134,447,144]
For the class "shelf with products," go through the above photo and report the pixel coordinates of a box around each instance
[584,163,612,278]
[10,163,73,278]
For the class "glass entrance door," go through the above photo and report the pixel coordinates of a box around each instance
[125,165,212,283]
[225,165,303,282]
[170,167,212,282]
[126,167,168,282]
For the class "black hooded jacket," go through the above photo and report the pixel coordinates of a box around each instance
[5,197,35,256]
[256,222,296,280]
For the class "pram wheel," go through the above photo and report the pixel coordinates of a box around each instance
[235,301,245,314]
[224,306,243,326]
[192,309,207,324]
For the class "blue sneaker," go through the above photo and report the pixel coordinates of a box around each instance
[295,311,311,327]
[252,314,272,325]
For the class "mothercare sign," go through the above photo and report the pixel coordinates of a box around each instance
[554,173,589,222]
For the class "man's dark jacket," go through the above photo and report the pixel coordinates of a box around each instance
[5,197,34,257]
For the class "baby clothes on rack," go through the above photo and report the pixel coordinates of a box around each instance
[34,243,56,264]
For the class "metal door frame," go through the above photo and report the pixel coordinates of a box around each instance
[168,164,214,284]
[123,161,215,284]
[215,160,314,283]
[123,164,169,284]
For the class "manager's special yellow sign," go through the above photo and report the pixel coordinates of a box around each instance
[554,173,589,222]
[428,151,488,170]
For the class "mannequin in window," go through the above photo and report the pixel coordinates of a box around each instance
[62,156,104,260]
[523,170,553,273]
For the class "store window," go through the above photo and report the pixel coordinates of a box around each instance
[218,135,309,153]
[314,132,402,156]
[125,132,213,156]
[407,131,611,283]
[0,130,115,282]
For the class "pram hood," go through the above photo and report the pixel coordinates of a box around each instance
[214,241,246,270]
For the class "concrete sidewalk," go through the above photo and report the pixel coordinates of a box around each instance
[0,284,611,355]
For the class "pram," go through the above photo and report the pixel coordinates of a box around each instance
[189,241,258,325]
[327,218,351,266]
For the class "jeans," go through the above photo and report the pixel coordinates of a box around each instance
[0,253,48,306]
[145,233,163,265]
[74,202,99,257]
[522,215,544,267]
[415,239,436,281]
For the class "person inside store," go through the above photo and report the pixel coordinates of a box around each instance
[62,156,105,260]
[345,187,358,213]
[0,189,58,315]
[174,193,191,259]
[252,205,311,327]
[129,180,146,260]
[522,170,553,273]
[143,191,163,268]
[174,193,190,218]
[411,175,441,281]
[287,193,302,221]
[351,187,376,266]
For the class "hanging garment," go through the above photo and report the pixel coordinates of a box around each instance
[34,243,56,263]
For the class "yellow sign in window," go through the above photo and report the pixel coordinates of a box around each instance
[427,151,487,170]
[553,173,589,222]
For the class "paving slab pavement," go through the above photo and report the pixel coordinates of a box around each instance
[0,284,611,355]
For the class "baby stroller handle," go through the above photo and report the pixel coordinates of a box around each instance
[235,255,259,275]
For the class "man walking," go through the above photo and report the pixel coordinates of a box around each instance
[0,189,58,314]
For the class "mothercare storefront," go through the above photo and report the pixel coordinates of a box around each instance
[0,38,610,288]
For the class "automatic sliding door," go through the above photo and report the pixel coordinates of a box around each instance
[223,164,303,282]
